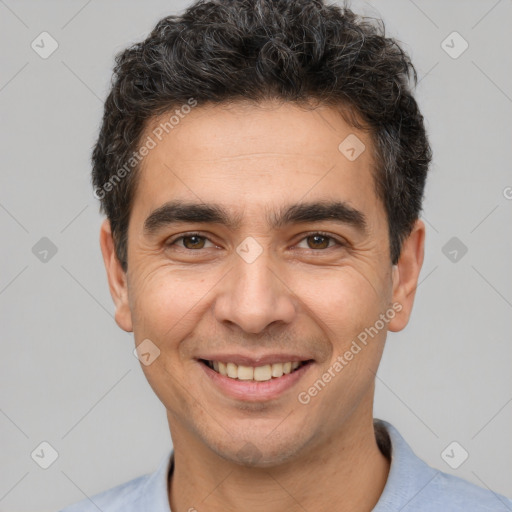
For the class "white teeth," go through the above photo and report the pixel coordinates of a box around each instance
[253,364,272,381]
[206,360,307,380]
[271,363,284,378]
[237,365,254,380]
[226,362,238,378]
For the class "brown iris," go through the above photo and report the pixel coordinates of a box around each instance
[306,234,330,249]
[182,235,206,249]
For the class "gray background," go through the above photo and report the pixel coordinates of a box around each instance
[0,0,511,510]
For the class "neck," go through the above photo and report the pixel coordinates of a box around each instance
[167,402,389,512]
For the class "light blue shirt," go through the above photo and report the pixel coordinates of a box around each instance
[59,419,512,511]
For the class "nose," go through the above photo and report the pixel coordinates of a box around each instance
[213,244,296,334]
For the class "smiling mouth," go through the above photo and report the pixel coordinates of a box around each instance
[199,359,313,382]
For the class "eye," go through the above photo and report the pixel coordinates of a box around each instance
[296,232,344,250]
[165,231,345,253]
[166,233,216,250]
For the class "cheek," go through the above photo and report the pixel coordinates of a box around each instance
[128,264,217,342]
[128,267,217,412]
[295,265,388,335]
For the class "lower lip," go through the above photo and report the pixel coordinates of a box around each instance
[198,360,314,402]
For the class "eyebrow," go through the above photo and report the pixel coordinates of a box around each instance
[143,199,368,236]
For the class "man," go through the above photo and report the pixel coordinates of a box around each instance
[60,0,512,510]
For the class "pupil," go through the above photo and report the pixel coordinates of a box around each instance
[310,235,328,249]
[185,235,203,249]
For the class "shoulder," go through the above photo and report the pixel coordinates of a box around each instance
[424,470,512,511]
[58,449,173,512]
[374,419,512,512]
[58,473,150,512]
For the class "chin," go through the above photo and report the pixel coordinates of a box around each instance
[206,426,314,469]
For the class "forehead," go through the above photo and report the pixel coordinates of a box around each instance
[132,101,381,228]
[146,100,371,163]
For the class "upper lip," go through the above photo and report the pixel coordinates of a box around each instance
[197,354,314,366]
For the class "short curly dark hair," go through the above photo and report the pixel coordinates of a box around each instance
[92,0,432,272]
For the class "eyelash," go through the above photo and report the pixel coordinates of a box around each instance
[166,231,346,251]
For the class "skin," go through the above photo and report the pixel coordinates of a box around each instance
[100,100,425,512]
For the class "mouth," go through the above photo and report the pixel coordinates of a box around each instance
[197,356,315,402]
[199,358,313,382]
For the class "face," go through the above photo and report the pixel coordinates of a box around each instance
[100,101,424,467]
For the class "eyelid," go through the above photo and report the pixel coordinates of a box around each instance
[166,231,346,250]
[293,231,346,249]
[166,231,216,247]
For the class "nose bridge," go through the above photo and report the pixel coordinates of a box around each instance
[215,240,295,333]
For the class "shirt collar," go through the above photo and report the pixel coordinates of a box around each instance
[372,418,437,511]
[136,447,174,511]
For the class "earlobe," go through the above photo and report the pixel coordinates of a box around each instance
[387,219,425,333]
[99,219,133,332]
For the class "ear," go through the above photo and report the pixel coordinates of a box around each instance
[387,218,425,332]
[99,219,133,332]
